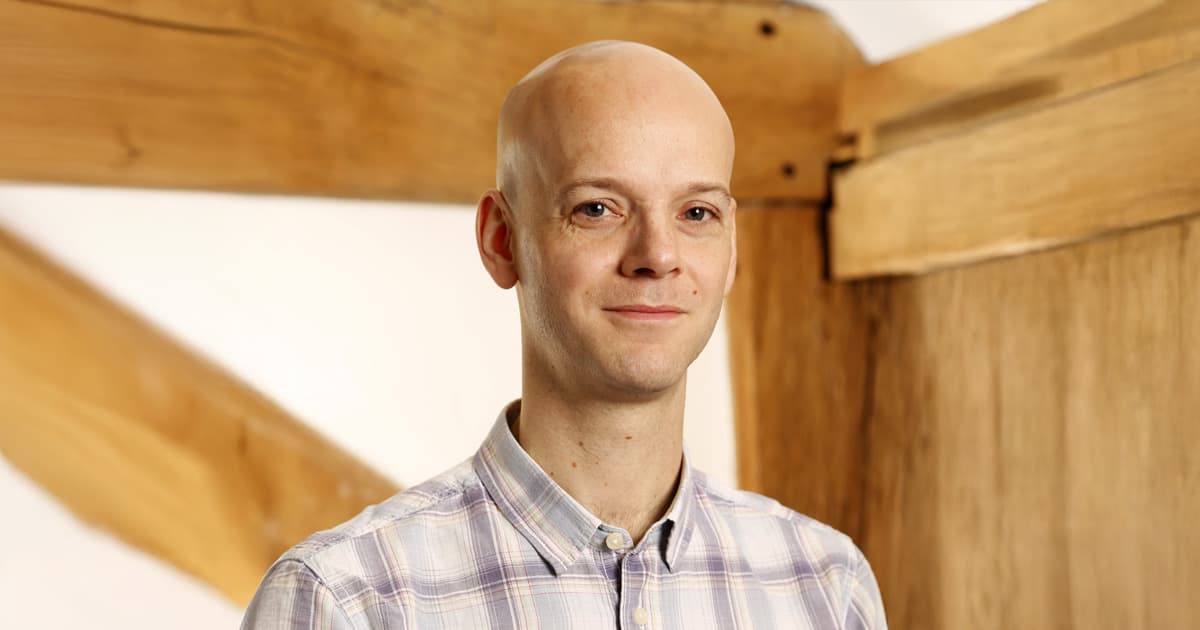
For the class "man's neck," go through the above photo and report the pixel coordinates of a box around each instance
[512,380,686,544]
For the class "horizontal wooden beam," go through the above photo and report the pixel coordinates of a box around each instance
[838,0,1200,159]
[0,0,860,204]
[831,55,1200,278]
[0,226,398,604]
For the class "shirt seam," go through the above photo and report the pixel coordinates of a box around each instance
[289,558,358,628]
[295,474,480,566]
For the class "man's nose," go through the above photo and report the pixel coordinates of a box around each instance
[619,212,681,279]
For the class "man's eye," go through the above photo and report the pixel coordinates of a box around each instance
[577,202,610,218]
[684,207,711,221]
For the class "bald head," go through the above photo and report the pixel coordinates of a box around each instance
[474,41,739,398]
[496,41,735,210]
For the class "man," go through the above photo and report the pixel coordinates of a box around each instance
[242,40,886,629]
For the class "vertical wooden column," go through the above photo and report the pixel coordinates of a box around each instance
[725,204,882,539]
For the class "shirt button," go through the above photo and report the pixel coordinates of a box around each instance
[605,532,626,550]
[633,607,650,625]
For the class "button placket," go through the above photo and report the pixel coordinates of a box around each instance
[619,552,651,628]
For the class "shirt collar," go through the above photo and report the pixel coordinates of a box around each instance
[473,401,698,575]
[658,457,699,572]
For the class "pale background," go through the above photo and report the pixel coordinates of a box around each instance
[0,2,1039,626]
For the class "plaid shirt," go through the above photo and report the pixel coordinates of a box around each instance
[242,407,887,629]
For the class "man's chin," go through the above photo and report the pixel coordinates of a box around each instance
[599,358,689,400]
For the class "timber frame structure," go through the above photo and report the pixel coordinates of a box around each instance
[1,1,1197,627]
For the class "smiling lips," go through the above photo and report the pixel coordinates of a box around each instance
[604,305,686,321]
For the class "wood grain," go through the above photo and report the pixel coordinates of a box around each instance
[863,213,1200,629]
[831,57,1200,279]
[725,203,883,539]
[0,0,861,204]
[839,0,1200,158]
[0,226,399,604]
[730,206,1200,629]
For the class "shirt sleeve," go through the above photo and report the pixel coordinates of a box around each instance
[241,559,355,630]
[843,546,888,630]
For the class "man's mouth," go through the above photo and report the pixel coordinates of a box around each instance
[604,305,686,320]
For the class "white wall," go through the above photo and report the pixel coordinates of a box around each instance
[0,2,1041,626]
[806,0,1042,63]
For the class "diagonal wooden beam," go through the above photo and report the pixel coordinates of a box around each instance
[0,225,399,604]
[831,0,1200,278]
[0,0,861,204]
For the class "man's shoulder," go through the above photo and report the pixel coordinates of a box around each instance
[279,457,483,568]
[696,472,863,563]
[696,474,884,626]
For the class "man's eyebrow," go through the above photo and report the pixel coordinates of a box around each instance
[555,178,733,205]
[680,182,733,205]
[555,178,627,206]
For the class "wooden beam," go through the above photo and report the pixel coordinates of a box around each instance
[0,226,399,604]
[839,0,1200,159]
[831,56,1200,278]
[0,0,861,204]
[860,212,1200,630]
[725,203,882,540]
[730,203,1200,629]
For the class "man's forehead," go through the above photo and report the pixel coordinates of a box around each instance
[498,41,734,202]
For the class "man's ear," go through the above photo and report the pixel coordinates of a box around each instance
[723,198,738,296]
[476,190,519,289]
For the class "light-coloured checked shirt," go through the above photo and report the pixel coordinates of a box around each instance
[242,405,887,629]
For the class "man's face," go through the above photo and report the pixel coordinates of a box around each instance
[509,73,737,400]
